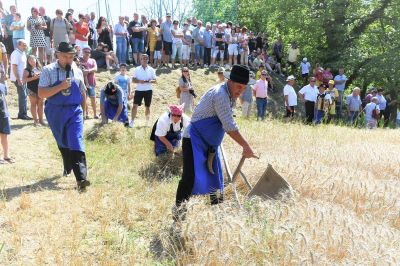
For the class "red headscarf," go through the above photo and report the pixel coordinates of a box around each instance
[169,104,185,116]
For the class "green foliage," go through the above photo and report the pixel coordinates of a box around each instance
[192,0,238,23]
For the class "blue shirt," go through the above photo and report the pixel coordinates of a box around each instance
[241,84,253,103]
[203,29,213,48]
[192,26,204,46]
[183,82,238,138]
[376,94,386,110]
[345,94,362,111]
[160,21,173,42]
[10,21,25,39]
[0,83,9,118]
[334,74,347,91]
[114,74,130,96]
[2,14,14,35]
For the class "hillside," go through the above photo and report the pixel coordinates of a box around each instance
[0,67,399,265]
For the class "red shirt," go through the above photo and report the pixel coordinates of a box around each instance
[74,22,89,41]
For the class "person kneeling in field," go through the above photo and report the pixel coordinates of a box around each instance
[150,104,190,156]
[100,82,129,126]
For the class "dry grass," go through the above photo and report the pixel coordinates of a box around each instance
[0,67,399,264]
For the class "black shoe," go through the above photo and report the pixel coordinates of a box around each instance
[63,170,71,177]
[18,115,32,120]
[77,179,91,191]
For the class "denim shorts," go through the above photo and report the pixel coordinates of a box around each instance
[0,117,11,134]
[86,86,96,97]
[131,38,144,53]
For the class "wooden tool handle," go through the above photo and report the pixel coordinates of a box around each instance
[232,156,246,183]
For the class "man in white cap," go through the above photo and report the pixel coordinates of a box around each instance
[283,75,297,119]
[300,57,310,86]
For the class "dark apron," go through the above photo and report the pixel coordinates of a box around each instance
[104,97,128,123]
[45,69,84,152]
[155,125,182,156]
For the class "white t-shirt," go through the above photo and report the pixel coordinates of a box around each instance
[365,102,379,120]
[300,62,310,74]
[155,112,190,137]
[133,65,156,91]
[172,28,183,44]
[299,84,318,102]
[10,49,27,82]
[283,84,297,106]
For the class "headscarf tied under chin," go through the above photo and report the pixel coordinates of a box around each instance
[169,104,185,116]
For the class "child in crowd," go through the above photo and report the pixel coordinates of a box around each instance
[154,34,163,68]
[114,63,132,99]
[0,71,13,164]
[10,13,25,50]
[315,84,332,124]
[23,55,45,127]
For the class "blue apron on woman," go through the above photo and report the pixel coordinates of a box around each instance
[45,69,84,152]
[104,96,129,122]
[190,116,225,195]
[155,121,183,156]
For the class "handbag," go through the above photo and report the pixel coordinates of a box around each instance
[176,86,181,99]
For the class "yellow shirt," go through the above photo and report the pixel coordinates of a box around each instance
[326,87,339,114]
[288,47,300,63]
[147,27,159,46]
[256,70,261,80]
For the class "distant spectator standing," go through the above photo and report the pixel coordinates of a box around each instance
[345,87,362,125]
[1,5,16,56]
[10,13,25,50]
[287,41,300,75]
[147,19,160,67]
[39,7,52,64]
[325,80,339,123]
[80,45,98,119]
[50,9,71,50]
[179,67,195,114]
[27,7,47,64]
[114,16,128,64]
[272,37,283,64]
[130,54,157,127]
[364,97,380,129]
[253,70,269,121]
[74,14,90,57]
[181,23,192,67]
[298,77,318,124]
[128,13,146,66]
[315,84,332,124]
[171,20,183,69]
[300,57,310,86]
[241,81,253,118]
[160,13,173,67]
[96,16,113,51]
[203,22,213,68]
[193,20,205,67]
[114,63,132,99]
[10,39,30,120]
[88,12,97,49]
[283,75,297,119]
[333,67,347,118]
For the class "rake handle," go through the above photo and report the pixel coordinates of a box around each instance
[232,156,246,183]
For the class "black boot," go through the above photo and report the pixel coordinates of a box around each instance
[70,150,90,191]
[59,147,72,176]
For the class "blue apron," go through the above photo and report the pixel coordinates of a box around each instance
[155,127,182,156]
[190,116,225,195]
[104,99,128,123]
[45,69,85,152]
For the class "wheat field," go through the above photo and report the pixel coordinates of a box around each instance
[0,68,399,265]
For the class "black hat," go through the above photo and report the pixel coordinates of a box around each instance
[56,42,76,54]
[319,84,327,89]
[224,65,255,85]
[104,82,117,95]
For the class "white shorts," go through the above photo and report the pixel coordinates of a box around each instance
[228,44,238,56]
[212,48,224,59]
[45,36,52,55]
[154,50,162,60]
[182,45,190,60]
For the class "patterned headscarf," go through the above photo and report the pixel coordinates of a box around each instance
[169,104,185,116]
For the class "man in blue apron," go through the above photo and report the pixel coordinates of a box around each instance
[152,104,190,156]
[38,42,90,191]
[175,65,256,210]
[100,81,129,126]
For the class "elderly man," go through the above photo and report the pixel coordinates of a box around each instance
[175,65,256,214]
[283,75,297,119]
[160,13,173,67]
[334,67,348,118]
[193,20,205,67]
[10,39,30,120]
[128,13,146,66]
[364,97,380,129]
[298,76,318,124]
[346,87,362,125]
[38,42,90,191]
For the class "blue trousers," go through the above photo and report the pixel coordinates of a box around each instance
[13,81,27,117]
[116,37,127,64]
[347,111,359,125]
[256,98,267,120]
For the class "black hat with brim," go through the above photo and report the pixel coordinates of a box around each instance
[223,64,256,85]
[56,42,76,54]
[104,82,117,95]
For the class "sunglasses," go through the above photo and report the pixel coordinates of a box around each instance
[310,80,316,82]
[182,70,189,73]
[172,114,182,118]
[261,73,267,76]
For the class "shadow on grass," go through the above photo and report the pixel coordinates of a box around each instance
[150,227,187,262]
[0,175,65,202]
[139,152,183,182]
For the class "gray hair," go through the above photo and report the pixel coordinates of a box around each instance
[353,87,361,92]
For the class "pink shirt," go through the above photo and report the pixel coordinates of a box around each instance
[253,79,268,98]
[80,58,97,86]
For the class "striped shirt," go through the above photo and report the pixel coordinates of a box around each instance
[38,61,86,94]
[183,82,238,138]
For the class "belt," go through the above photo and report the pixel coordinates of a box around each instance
[256,97,267,99]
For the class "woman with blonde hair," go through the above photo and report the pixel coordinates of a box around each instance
[179,67,196,114]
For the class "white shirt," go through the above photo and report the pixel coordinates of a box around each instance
[283,84,297,106]
[300,62,310,74]
[155,112,190,137]
[299,84,318,102]
[10,48,26,82]
[172,28,183,44]
[365,102,379,121]
[133,65,156,91]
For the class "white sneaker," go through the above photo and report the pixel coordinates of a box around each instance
[128,120,135,128]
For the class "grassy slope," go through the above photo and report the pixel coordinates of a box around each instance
[0,67,399,265]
